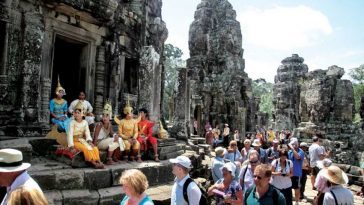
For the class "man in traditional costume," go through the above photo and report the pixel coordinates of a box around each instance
[93,100,120,165]
[68,101,104,169]
[137,108,159,162]
[69,91,95,125]
[49,76,69,132]
[114,100,142,162]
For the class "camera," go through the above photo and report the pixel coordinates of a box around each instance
[281,173,286,176]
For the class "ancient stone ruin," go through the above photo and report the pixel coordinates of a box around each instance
[0,0,167,138]
[171,0,259,139]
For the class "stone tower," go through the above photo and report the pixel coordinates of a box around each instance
[186,0,251,135]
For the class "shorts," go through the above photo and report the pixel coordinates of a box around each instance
[311,166,320,176]
[291,176,301,189]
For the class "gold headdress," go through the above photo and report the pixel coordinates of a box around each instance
[103,99,113,119]
[123,96,133,115]
[75,100,85,115]
[55,75,66,95]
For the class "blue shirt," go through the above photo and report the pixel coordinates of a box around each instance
[288,148,305,177]
[212,157,225,182]
[223,150,242,162]
[120,195,154,205]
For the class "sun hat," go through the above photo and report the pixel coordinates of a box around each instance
[220,162,236,177]
[0,149,31,172]
[321,165,348,185]
[300,142,308,147]
[317,158,333,169]
[252,139,261,147]
[169,156,193,169]
[215,147,226,157]
[225,124,229,127]
[289,137,299,146]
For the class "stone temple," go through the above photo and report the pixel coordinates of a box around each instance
[0,0,167,137]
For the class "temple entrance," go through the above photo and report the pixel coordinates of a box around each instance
[51,35,88,103]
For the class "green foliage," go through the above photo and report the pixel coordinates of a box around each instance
[349,64,364,118]
[252,79,273,118]
[162,44,185,121]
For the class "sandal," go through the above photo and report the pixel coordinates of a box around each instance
[154,154,160,162]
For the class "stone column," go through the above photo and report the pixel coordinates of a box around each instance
[94,46,106,117]
[39,77,51,123]
[139,46,161,124]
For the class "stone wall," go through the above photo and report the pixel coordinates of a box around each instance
[180,0,253,137]
[0,0,167,137]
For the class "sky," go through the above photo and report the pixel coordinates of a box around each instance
[162,0,364,82]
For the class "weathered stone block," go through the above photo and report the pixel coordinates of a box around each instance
[44,190,63,205]
[62,190,99,205]
[31,170,56,190]
[98,186,125,205]
[54,169,85,190]
[110,163,134,186]
[84,168,112,190]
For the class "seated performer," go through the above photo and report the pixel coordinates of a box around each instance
[49,76,69,132]
[137,108,159,162]
[93,101,120,165]
[114,100,142,162]
[68,101,104,169]
[69,91,95,125]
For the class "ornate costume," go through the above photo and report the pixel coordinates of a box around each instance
[114,99,141,161]
[69,99,95,125]
[49,77,69,131]
[67,101,101,162]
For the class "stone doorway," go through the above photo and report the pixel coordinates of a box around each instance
[51,35,88,103]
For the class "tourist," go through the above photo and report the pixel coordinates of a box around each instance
[313,159,333,204]
[233,130,240,142]
[212,147,226,182]
[243,164,286,205]
[239,150,261,192]
[205,128,214,147]
[170,156,201,205]
[223,140,242,163]
[266,139,280,163]
[119,169,154,205]
[299,142,310,199]
[68,91,95,125]
[93,102,120,165]
[137,108,159,162]
[271,149,293,205]
[222,124,230,147]
[279,130,286,145]
[114,100,142,162]
[251,139,268,164]
[212,125,222,148]
[7,186,48,205]
[288,138,305,205]
[193,119,198,135]
[49,76,68,132]
[240,139,253,162]
[67,101,104,169]
[204,121,212,135]
[309,136,326,189]
[0,149,44,205]
[322,166,354,205]
[208,162,243,205]
[267,128,276,144]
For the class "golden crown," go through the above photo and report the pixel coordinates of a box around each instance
[123,96,133,115]
[55,75,66,95]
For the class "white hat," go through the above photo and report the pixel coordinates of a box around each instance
[289,137,299,146]
[321,165,348,185]
[169,156,193,169]
[272,139,279,144]
[0,149,31,172]
[252,139,261,147]
[220,162,236,177]
[317,158,333,169]
[300,142,308,147]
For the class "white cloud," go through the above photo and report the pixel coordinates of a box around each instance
[239,5,333,50]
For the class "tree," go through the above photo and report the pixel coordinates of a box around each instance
[349,64,364,122]
[162,44,185,122]
[252,79,273,118]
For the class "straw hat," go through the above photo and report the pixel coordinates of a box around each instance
[252,139,261,147]
[0,149,31,172]
[321,165,348,185]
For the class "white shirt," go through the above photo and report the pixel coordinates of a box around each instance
[271,159,293,189]
[323,185,354,205]
[309,143,324,167]
[171,175,201,205]
[1,171,43,205]
[68,99,93,114]
[239,165,254,191]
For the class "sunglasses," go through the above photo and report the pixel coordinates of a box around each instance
[230,144,237,147]
[249,160,259,164]
[253,175,263,180]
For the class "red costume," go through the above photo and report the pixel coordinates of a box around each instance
[137,119,157,151]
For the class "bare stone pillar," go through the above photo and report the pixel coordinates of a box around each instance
[94,46,106,117]
[139,46,161,126]
[39,77,51,123]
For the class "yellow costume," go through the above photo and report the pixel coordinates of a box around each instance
[67,102,100,162]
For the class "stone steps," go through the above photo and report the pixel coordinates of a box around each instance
[29,158,175,191]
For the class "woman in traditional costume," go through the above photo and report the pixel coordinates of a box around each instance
[114,99,142,162]
[93,100,120,165]
[49,76,68,132]
[68,101,104,169]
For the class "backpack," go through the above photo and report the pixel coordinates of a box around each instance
[183,178,208,205]
[244,185,279,205]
